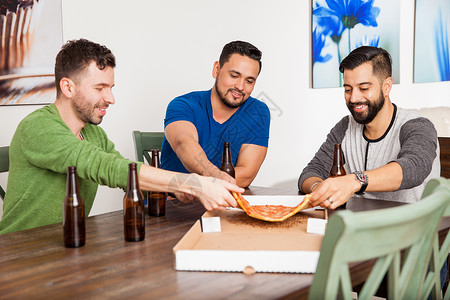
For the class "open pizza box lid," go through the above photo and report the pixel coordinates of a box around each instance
[173,195,324,273]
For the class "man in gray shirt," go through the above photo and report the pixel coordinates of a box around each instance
[298,46,440,209]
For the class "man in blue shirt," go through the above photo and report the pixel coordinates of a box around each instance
[161,41,270,188]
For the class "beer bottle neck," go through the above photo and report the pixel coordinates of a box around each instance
[151,150,161,168]
[222,143,232,163]
[127,163,140,191]
[66,167,79,195]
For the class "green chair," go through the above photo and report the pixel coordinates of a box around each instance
[418,177,450,299]
[132,131,164,201]
[132,131,164,164]
[0,146,9,200]
[308,181,450,300]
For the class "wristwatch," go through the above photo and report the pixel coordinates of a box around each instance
[353,171,368,194]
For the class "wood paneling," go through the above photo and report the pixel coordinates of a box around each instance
[439,137,450,179]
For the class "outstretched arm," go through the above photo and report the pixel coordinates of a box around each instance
[138,164,244,211]
[309,162,403,208]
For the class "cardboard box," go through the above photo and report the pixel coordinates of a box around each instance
[173,195,324,273]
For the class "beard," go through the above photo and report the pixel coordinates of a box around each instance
[214,76,247,109]
[72,93,106,125]
[347,90,385,124]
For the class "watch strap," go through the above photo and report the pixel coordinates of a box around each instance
[354,171,368,195]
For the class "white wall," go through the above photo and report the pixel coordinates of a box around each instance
[0,0,449,217]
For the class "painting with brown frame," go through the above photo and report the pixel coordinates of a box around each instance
[0,0,62,105]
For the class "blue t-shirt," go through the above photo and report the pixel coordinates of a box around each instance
[161,90,270,173]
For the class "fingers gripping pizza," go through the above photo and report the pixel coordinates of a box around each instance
[232,192,312,222]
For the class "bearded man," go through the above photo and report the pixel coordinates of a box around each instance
[161,41,270,188]
[298,46,440,209]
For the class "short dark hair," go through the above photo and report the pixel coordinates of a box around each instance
[55,39,116,96]
[219,41,262,74]
[339,46,392,80]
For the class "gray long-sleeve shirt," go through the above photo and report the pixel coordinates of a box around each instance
[298,104,440,204]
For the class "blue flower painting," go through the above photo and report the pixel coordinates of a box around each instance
[312,0,400,88]
[414,0,450,83]
[313,28,332,65]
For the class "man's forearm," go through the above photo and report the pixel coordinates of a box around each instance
[139,164,195,194]
[234,166,260,188]
[302,177,324,194]
[138,164,244,211]
[232,144,267,188]
[175,141,222,178]
[365,162,403,192]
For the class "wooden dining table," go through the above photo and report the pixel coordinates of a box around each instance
[1,186,449,299]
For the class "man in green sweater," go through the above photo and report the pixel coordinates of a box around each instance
[0,39,243,235]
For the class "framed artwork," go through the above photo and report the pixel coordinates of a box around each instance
[312,0,400,88]
[0,0,62,105]
[414,0,450,83]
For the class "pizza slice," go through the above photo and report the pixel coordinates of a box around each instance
[232,192,312,222]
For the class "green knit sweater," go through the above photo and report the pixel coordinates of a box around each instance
[0,104,141,234]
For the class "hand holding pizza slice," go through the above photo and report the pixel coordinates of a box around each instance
[232,192,312,222]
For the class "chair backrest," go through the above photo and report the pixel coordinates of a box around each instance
[308,183,450,300]
[439,137,450,179]
[0,146,10,200]
[132,131,164,164]
[418,177,450,299]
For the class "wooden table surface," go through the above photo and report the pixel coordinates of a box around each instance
[1,186,449,300]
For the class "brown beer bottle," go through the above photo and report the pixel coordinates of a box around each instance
[63,166,86,248]
[329,143,346,177]
[219,142,235,178]
[123,162,145,242]
[148,149,166,217]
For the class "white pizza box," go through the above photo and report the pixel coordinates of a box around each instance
[173,195,324,273]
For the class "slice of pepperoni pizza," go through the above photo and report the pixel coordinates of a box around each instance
[232,192,311,222]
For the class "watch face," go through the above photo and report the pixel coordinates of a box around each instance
[354,171,368,194]
[356,171,368,184]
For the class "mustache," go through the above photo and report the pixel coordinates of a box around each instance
[227,88,245,98]
[348,101,369,108]
[95,102,109,109]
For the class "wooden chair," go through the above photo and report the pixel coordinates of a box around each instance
[308,180,450,300]
[421,136,450,296]
[0,146,9,200]
[132,131,164,164]
[439,137,450,179]
[419,177,450,299]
